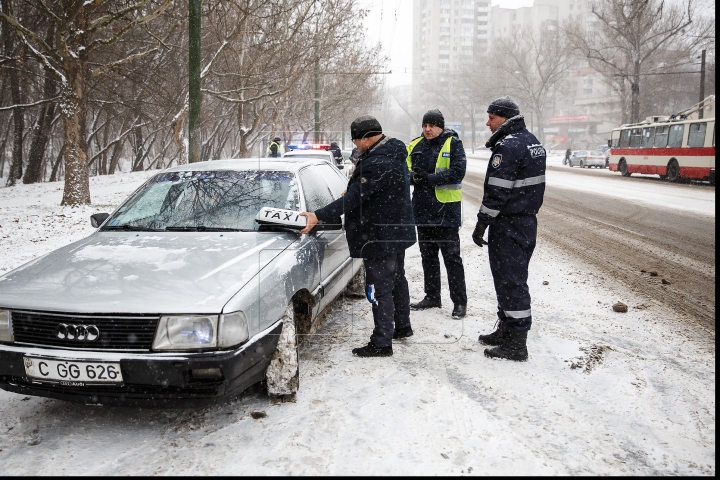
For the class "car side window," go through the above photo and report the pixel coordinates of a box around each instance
[315,163,348,199]
[299,167,335,212]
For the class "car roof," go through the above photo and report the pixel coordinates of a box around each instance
[161,157,327,174]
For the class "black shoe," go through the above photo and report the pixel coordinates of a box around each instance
[410,297,441,310]
[478,320,508,346]
[484,331,528,361]
[451,304,467,318]
[393,326,414,339]
[352,342,393,357]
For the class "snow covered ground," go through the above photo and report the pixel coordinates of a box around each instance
[0,168,715,475]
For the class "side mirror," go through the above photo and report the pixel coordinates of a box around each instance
[90,213,110,228]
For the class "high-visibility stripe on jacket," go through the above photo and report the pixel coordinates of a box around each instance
[406,136,462,203]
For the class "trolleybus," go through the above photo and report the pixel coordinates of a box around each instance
[609,116,715,184]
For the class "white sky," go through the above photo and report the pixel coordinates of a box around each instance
[358,0,534,87]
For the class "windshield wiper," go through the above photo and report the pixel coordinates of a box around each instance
[103,225,161,232]
[164,225,244,232]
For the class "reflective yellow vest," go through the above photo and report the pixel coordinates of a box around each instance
[406,136,462,203]
[268,141,281,157]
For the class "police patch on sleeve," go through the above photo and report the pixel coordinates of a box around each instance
[491,154,502,168]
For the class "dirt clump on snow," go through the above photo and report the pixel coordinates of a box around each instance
[612,302,628,312]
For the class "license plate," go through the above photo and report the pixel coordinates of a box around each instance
[23,357,123,386]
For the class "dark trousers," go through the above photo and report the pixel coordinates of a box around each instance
[363,252,410,347]
[417,226,467,306]
[488,215,537,333]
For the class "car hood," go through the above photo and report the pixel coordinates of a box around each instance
[0,232,297,314]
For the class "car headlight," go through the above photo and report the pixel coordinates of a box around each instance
[153,315,218,351]
[218,311,249,348]
[151,312,249,351]
[0,310,13,343]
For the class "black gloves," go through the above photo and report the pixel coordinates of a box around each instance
[472,221,489,247]
[413,171,429,186]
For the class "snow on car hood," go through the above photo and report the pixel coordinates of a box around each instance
[0,231,297,314]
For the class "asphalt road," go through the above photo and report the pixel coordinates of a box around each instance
[463,161,716,331]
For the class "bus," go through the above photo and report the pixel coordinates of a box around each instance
[609,116,715,184]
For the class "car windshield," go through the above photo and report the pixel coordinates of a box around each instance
[103,170,299,231]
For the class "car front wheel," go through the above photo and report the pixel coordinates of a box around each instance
[265,304,299,397]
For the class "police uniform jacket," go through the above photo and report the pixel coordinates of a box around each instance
[477,116,546,224]
[409,129,466,228]
[314,135,416,258]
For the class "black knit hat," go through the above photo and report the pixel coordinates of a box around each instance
[422,109,445,129]
[350,115,383,140]
[273,136,281,142]
[487,96,520,118]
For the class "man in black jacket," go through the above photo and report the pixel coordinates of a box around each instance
[300,115,416,357]
[407,109,467,318]
[472,96,546,362]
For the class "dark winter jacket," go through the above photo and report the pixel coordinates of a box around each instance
[328,144,343,164]
[408,129,466,228]
[477,116,546,225]
[314,135,416,258]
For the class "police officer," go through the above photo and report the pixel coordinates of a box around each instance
[300,115,416,357]
[407,109,467,319]
[328,141,343,167]
[267,137,282,157]
[472,96,546,362]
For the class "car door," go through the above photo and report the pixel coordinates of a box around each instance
[299,164,349,311]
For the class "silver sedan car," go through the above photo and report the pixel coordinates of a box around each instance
[0,158,361,407]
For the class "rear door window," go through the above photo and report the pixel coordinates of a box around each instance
[629,128,643,147]
[687,122,707,147]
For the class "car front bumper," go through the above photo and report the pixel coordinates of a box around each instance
[0,322,282,407]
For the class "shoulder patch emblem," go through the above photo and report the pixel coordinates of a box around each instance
[491,154,502,168]
[361,177,367,183]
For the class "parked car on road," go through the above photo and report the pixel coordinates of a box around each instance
[0,157,361,407]
[284,149,345,172]
[567,150,607,168]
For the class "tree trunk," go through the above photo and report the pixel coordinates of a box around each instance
[49,142,65,183]
[60,60,91,205]
[2,0,24,186]
[23,77,57,184]
[131,120,144,171]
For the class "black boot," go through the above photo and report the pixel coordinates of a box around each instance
[451,304,467,319]
[410,297,441,310]
[393,326,414,339]
[484,331,528,361]
[352,342,393,357]
[477,320,508,346]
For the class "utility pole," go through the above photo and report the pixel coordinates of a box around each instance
[698,49,706,119]
[314,58,320,143]
[188,0,201,162]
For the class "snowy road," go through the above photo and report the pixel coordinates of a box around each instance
[0,168,715,475]
[465,154,716,330]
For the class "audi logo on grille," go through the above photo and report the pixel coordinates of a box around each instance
[54,324,100,342]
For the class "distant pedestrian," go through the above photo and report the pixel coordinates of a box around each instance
[564,148,571,165]
[407,109,468,319]
[328,141,343,166]
[300,115,416,357]
[267,137,282,157]
[473,96,546,362]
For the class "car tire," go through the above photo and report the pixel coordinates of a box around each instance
[345,263,366,298]
[666,159,681,183]
[619,159,631,177]
[265,304,299,397]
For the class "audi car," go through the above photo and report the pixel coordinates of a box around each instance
[0,157,361,407]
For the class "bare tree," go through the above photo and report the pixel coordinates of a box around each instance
[566,0,712,123]
[490,24,574,140]
[0,0,172,205]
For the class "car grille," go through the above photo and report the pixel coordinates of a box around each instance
[11,311,159,351]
